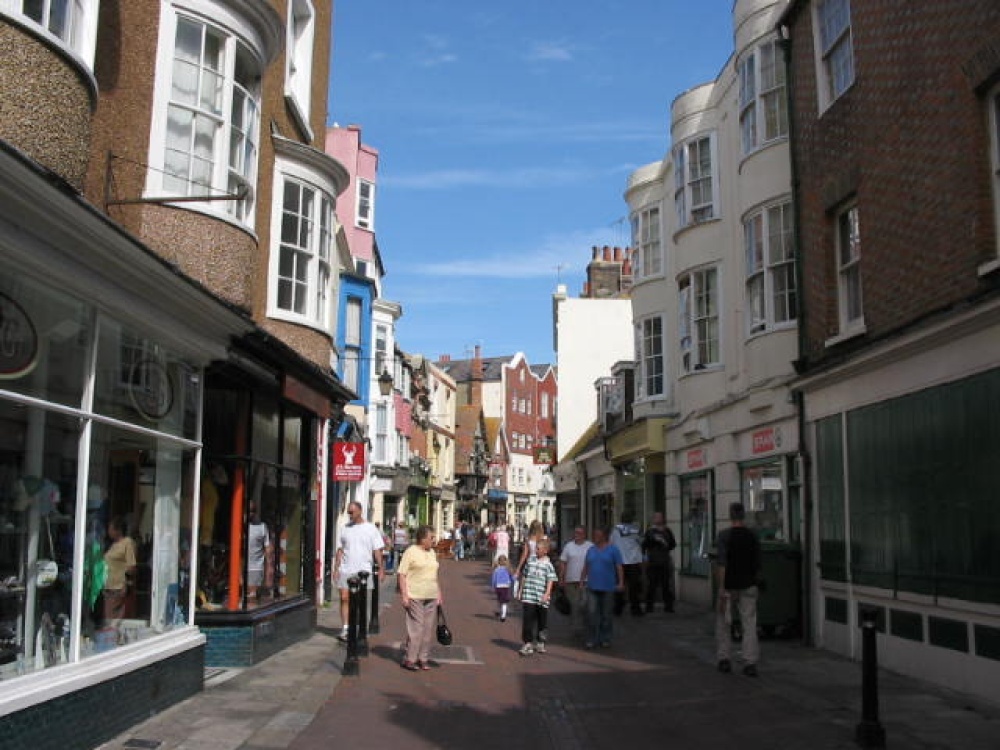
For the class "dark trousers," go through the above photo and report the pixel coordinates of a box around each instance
[645,560,674,611]
[615,564,644,615]
[521,602,549,644]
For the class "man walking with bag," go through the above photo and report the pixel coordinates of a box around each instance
[715,502,762,677]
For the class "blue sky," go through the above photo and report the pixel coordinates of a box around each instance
[329,1,734,365]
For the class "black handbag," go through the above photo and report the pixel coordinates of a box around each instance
[554,586,572,616]
[436,605,453,646]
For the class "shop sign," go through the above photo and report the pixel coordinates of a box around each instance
[752,427,782,455]
[0,292,38,379]
[534,445,555,465]
[333,441,365,481]
[686,448,706,470]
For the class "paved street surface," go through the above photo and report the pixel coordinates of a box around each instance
[100,556,1000,750]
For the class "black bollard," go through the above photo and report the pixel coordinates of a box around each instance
[369,562,381,635]
[343,575,360,676]
[855,607,886,748]
[357,570,370,656]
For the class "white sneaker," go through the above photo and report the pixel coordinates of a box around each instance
[518,643,534,656]
[337,629,348,642]
[534,642,546,654]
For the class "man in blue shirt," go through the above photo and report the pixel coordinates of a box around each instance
[580,527,624,649]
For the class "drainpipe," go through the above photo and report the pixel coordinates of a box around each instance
[778,21,814,647]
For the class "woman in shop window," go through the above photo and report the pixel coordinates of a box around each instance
[103,516,137,624]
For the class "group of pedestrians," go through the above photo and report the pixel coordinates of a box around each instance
[331,501,762,678]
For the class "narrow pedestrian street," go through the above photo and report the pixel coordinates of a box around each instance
[98,552,1000,750]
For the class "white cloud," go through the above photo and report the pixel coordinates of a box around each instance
[398,227,621,280]
[524,40,575,62]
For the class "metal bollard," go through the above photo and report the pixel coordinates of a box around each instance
[343,575,360,676]
[855,607,886,748]
[357,570,370,656]
[369,563,381,635]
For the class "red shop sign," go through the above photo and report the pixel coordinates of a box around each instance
[686,448,706,470]
[333,442,366,481]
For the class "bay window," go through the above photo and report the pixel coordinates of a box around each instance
[679,267,720,372]
[674,135,717,228]
[744,201,796,334]
[631,205,662,280]
[739,40,788,154]
[636,316,664,398]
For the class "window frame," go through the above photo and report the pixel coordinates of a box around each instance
[146,2,266,228]
[834,203,864,336]
[679,267,721,373]
[356,178,375,230]
[1,0,101,70]
[631,204,663,280]
[673,134,717,229]
[635,315,665,399]
[739,40,788,155]
[814,0,855,111]
[984,83,1000,275]
[743,201,797,336]
[267,172,335,329]
[284,0,315,140]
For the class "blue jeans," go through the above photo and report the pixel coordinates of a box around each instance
[587,589,615,645]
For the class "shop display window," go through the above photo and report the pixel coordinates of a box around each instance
[92,319,200,441]
[680,473,713,576]
[198,391,310,611]
[742,461,787,541]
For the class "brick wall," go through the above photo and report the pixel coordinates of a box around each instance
[787,0,1000,367]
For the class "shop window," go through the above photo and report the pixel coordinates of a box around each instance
[0,275,91,409]
[680,473,712,576]
[741,461,787,542]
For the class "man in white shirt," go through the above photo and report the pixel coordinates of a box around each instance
[558,526,593,635]
[334,501,386,640]
[610,510,644,616]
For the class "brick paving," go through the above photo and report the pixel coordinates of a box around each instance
[100,556,1000,750]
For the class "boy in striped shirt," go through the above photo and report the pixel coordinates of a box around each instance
[518,538,558,656]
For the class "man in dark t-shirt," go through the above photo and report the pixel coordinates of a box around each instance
[714,502,762,677]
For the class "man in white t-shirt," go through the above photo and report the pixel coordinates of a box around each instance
[558,526,593,635]
[610,510,645,617]
[334,501,386,640]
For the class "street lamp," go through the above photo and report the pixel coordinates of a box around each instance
[377,368,393,397]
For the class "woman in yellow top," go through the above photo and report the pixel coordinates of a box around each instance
[396,525,442,671]
[103,516,137,623]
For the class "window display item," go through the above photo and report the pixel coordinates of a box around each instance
[35,516,58,589]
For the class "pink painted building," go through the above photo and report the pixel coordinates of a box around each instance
[325,125,379,265]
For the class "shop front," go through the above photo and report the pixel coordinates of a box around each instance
[0,149,250,742]
[486,489,508,528]
[194,341,352,667]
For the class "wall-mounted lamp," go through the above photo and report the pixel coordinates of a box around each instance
[378,368,394,397]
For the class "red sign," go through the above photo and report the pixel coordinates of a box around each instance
[333,442,366,481]
[686,448,706,470]
[534,445,555,465]
[752,427,778,455]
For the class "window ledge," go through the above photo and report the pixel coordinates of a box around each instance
[977,258,1000,277]
[824,322,867,348]
[679,363,723,379]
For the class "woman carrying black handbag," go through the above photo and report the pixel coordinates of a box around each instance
[397,525,444,671]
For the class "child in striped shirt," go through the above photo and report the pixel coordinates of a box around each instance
[518,538,558,656]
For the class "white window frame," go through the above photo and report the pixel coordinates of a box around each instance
[541,392,549,418]
[267,168,335,330]
[679,267,720,373]
[673,134,717,229]
[374,404,388,463]
[814,0,855,111]
[356,178,375,230]
[374,325,388,376]
[342,297,362,391]
[284,0,315,140]
[1,0,101,69]
[635,315,665,399]
[740,40,788,155]
[984,84,1000,275]
[744,201,796,335]
[146,2,265,227]
[834,203,864,336]
[631,205,662,280]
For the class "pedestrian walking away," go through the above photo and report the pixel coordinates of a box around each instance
[334,501,386,641]
[714,502,762,677]
[489,524,510,564]
[397,525,442,671]
[558,525,593,637]
[642,512,676,614]
[518,538,558,656]
[390,521,409,573]
[581,527,624,649]
[491,554,515,621]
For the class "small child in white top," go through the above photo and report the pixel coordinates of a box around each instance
[491,555,515,622]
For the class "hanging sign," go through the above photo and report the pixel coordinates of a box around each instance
[332,441,366,481]
[0,292,38,380]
